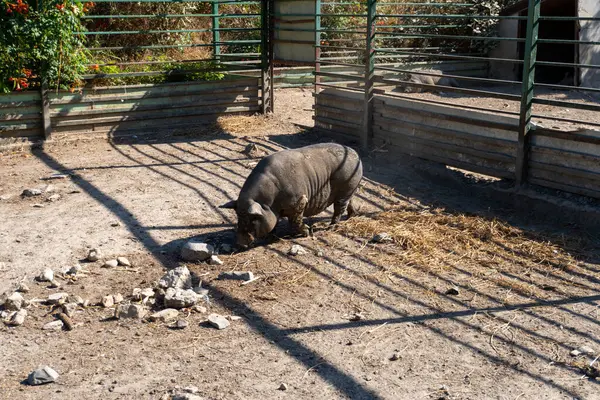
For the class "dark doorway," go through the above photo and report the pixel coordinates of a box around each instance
[517,0,578,85]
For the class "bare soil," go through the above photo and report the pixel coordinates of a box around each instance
[1,88,600,400]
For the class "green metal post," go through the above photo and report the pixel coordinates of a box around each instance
[515,0,540,187]
[38,0,52,139]
[362,0,376,151]
[314,0,321,93]
[260,0,273,114]
[212,2,220,62]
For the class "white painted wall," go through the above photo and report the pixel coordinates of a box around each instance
[579,0,600,88]
[489,18,520,81]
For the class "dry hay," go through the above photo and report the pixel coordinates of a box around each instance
[217,114,274,136]
[333,207,592,302]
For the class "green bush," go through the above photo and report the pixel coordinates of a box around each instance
[0,0,91,92]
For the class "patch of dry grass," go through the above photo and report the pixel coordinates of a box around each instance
[217,114,275,136]
[333,207,593,301]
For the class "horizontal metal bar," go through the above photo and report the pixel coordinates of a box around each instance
[275,27,366,34]
[537,38,600,45]
[273,13,368,17]
[375,76,522,101]
[376,24,462,29]
[324,2,471,6]
[315,71,364,80]
[375,32,524,42]
[533,98,600,113]
[374,65,521,87]
[88,41,260,51]
[81,27,259,35]
[316,82,364,92]
[535,82,600,94]
[81,67,259,80]
[375,14,526,20]
[82,13,260,19]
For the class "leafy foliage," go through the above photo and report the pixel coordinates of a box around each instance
[0,0,91,92]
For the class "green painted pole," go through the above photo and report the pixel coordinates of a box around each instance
[362,0,376,151]
[314,0,321,92]
[515,0,540,187]
[212,2,220,62]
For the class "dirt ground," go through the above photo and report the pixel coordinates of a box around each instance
[1,88,600,400]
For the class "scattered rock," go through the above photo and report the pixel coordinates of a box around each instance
[220,243,232,253]
[87,249,100,262]
[32,203,45,208]
[218,271,254,281]
[149,308,179,323]
[278,383,288,391]
[228,315,242,321]
[103,259,118,268]
[242,143,267,158]
[48,280,61,289]
[192,305,207,314]
[117,257,131,267]
[38,268,54,282]
[182,386,200,394]
[159,266,192,290]
[22,188,42,197]
[43,320,64,331]
[47,293,69,305]
[390,352,401,361]
[4,292,24,311]
[115,304,147,319]
[101,295,115,308]
[113,293,124,304]
[27,366,59,385]
[570,349,582,357]
[46,194,61,202]
[209,255,223,266]
[172,394,204,400]
[110,221,121,227]
[6,309,27,326]
[164,288,198,309]
[41,173,69,180]
[371,232,393,243]
[445,287,460,296]
[132,288,155,304]
[68,295,84,305]
[180,241,214,262]
[62,303,77,318]
[82,299,90,308]
[207,313,230,330]
[17,283,30,293]
[43,184,55,193]
[66,264,82,275]
[288,244,307,256]
[0,194,12,201]
[174,319,189,329]
[348,312,364,321]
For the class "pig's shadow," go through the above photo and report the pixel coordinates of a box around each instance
[162,217,331,258]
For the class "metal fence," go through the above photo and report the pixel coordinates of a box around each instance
[1,0,272,142]
[313,0,600,199]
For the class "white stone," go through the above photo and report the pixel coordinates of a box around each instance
[42,320,64,331]
[6,309,27,326]
[27,366,59,385]
[39,268,54,282]
[149,308,179,322]
[164,288,198,309]
[158,266,192,290]
[47,293,69,305]
[117,257,131,267]
[4,292,24,311]
[103,259,118,268]
[180,241,214,262]
[288,244,307,256]
[115,304,147,319]
[207,314,229,330]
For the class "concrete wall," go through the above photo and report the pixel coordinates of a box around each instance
[489,19,520,81]
[579,0,600,88]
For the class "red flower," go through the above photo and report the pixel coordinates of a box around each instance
[56,3,64,10]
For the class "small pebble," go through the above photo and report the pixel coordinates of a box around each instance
[288,244,307,256]
[6,309,27,326]
[87,249,100,262]
[113,293,124,304]
[117,257,131,267]
[207,314,230,330]
[17,283,30,293]
[209,255,223,266]
[101,295,114,308]
[38,268,54,282]
[174,319,189,329]
[278,383,288,391]
[46,194,61,202]
[42,320,64,331]
[27,366,59,385]
[103,259,118,268]
[445,287,460,296]
[47,293,69,305]
[390,352,400,361]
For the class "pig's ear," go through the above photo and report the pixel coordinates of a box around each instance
[220,199,237,210]
[247,202,263,217]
